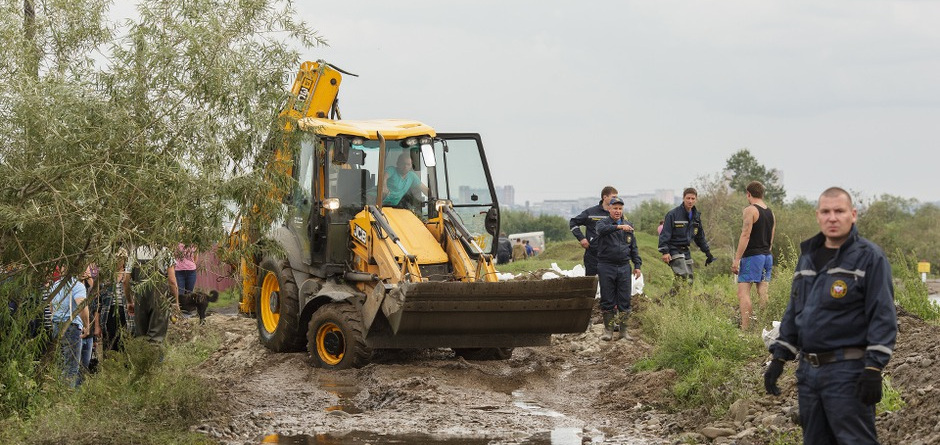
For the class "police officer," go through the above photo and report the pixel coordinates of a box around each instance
[569,186,618,276]
[764,187,897,445]
[658,187,714,284]
[594,196,641,341]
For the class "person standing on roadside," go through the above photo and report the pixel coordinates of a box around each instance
[764,187,897,445]
[594,196,641,341]
[569,186,618,276]
[496,232,512,265]
[731,181,776,330]
[174,243,199,305]
[126,246,179,345]
[48,270,89,387]
[658,187,714,286]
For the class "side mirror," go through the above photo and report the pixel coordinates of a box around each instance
[484,207,499,236]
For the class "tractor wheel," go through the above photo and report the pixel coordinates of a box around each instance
[307,302,372,370]
[255,256,305,352]
[452,348,514,361]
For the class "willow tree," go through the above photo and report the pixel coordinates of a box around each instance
[0,0,322,416]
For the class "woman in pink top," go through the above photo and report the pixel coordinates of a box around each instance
[174,244,198,297]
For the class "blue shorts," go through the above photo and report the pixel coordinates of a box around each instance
[738,254,773,283]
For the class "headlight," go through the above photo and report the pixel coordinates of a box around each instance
[404,137,418,147]
[419,136,432,145]
[323,198,340,210]
[435,199,452,212]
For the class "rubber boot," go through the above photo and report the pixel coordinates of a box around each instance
[600,312,614,341]
[614,311,631,341]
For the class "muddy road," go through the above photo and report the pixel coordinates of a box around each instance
[189,310,672,445]
[185,296,940,445]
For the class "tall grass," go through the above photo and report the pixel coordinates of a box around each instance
[0,330,221,445]
[891,250,940,322]
[634,282,765,413]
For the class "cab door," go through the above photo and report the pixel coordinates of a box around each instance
[432,134,500,255]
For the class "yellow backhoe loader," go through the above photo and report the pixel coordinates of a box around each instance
[237,61,597,369]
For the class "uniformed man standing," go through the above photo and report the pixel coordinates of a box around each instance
[764,187,897,445]
[658,187,714,284]
[594,196,641,341]
[569,186,618,276]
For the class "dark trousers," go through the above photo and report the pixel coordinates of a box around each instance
[796,359,879,445]
[584,251,599,277]
[597,262,631,313]
[134,286,170,344]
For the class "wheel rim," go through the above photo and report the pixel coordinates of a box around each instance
[260,271,280,334]
[316,322,345,365]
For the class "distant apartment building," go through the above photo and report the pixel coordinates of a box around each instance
[495,185,515,207]
[509,189,676,219]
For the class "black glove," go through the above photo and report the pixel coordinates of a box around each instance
[705,253,716,266]
[856,368,883,405]
[764,359,784,396]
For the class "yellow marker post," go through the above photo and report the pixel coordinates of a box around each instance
[918,261,930,283]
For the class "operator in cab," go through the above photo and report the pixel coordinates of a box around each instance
[383,151,428,207]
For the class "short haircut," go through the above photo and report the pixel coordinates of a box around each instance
[683,187,698,197]
[601,186,618,199]
[746,181,765,199]
[818,187,853,208]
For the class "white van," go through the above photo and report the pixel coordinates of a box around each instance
[508,231,545,256]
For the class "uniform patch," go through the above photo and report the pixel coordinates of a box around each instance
[830,280,848,299]
[693,227,699,236]
[626,235,633,243]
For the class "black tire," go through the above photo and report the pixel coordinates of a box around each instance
[452,348,514,361]
[255,256,305,352]
[307,302,372,369]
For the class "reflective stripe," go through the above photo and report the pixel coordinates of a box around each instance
[867,344,893,356]
[828,267,866,279]
[793,270,817,278]
[774,339,798,355]
[670,253,686,260]
[674,220,689,224]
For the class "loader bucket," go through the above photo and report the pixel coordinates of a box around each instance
[371,276,596,341]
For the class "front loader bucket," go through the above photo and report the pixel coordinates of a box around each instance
[364,276,596,349]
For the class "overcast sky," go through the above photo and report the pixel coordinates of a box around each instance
[117,1,940,205]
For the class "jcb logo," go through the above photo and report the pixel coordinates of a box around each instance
[353,224,368,245]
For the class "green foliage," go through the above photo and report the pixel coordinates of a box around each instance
[0,334,220,445]
[634,281,765,411]
[724,149,786,204]
[1,0,321,420]
[878,375,905,415]
[859,197,940,268]
[499,209,570,242]
[630,200,672,236]
[891,250,940,321]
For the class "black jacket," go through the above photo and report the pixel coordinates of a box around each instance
[594,217,642,269]
[569,202,608,255]
[658,204,710,256]
[770,226,897,370]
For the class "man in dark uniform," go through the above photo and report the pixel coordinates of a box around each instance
[764,187,897,445]
[658,187,714,284]
[594,196,641,341]
[569,186,618,276]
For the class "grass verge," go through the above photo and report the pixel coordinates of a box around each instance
[0,327,222,445]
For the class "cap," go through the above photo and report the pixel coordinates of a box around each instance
[608,196,624,206]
